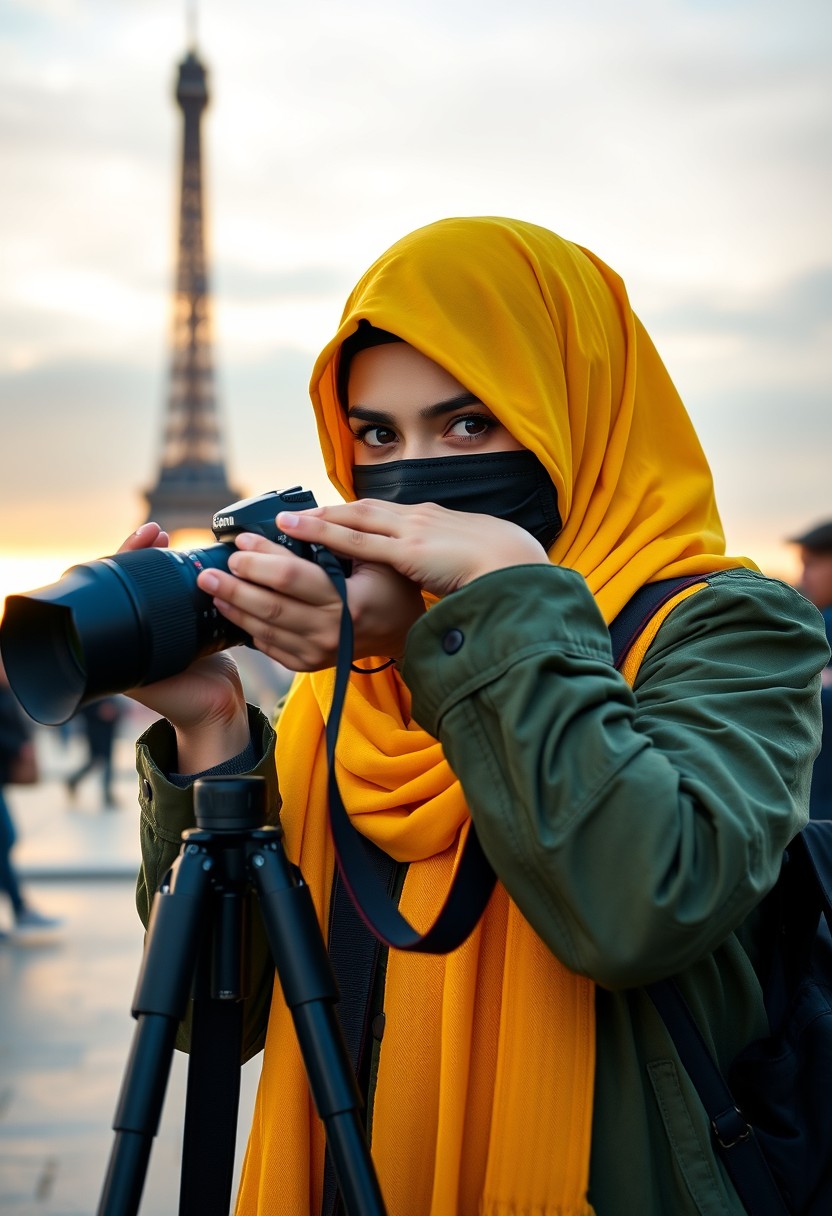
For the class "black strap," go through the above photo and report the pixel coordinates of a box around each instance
[655,821,832,1216]
[646,981,789,1216]
[608,575,709,670]
[627,576,790,1215]
[320,838,400,1216]
[321,553,497,955]
[641,616,832,1216]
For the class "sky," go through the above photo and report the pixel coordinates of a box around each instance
[1,0,831,605]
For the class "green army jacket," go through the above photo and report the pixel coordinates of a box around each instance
[135,565,829,1216]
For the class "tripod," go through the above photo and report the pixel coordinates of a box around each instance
[97,775,388,1216]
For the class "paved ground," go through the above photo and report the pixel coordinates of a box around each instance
[0,714,262,1215]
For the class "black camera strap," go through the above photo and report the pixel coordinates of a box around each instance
[314,546,497,955]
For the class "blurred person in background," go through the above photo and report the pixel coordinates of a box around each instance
[65,695,125,811]
[0,658,62,939]
[791,520,832,818]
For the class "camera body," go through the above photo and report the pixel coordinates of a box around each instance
[0,486,344,726]
[211,486,319,552]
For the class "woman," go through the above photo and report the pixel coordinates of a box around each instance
[130,217,828,1215]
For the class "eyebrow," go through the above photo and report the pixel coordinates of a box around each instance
[347,392,483,425]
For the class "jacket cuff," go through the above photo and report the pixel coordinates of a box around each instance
[136,705,279,845]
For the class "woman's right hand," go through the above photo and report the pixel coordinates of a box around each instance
[119,524,250,772]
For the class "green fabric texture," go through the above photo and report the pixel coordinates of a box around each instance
[134,566,829,1214]
[402,565,827,1215]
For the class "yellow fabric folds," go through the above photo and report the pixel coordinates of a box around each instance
[235,217,754,1216]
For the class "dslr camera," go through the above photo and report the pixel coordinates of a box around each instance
[0,487,346,725]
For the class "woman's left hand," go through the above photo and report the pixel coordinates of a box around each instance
[196,532,426,671]
[275,499,550,600]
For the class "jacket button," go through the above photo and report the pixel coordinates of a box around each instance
[371,1012,386,1041]
[141,778,153,802]
[442,628,464,654]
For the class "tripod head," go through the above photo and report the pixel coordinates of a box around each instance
[193,775,266,833]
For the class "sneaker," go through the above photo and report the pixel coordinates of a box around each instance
[13,908,64,935]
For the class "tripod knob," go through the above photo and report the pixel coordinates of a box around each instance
[194,776,266,832]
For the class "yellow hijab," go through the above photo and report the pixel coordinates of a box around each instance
[235,218,754,1216]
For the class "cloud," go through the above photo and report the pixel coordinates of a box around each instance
[213,263,352,304]
[652,266,832,343]
[691,385,831,554]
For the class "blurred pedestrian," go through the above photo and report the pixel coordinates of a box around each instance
[791,520,832,818]
[65,696,124,810]
[0,658,62,939]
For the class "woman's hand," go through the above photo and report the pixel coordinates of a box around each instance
[195,531,426,670]
[118,524,250,772]
[272,500,550,600]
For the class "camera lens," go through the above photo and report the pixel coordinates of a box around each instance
[0,487,347,726]
[0,542,246,725]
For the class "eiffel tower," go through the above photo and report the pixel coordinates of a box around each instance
[144,39,240,537]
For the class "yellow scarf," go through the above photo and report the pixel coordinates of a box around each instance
[236,218,755,1216]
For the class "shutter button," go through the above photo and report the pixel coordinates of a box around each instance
[442,628,464,654]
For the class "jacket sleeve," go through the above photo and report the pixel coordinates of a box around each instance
[401,565,829,988]
[135,704,280,1060]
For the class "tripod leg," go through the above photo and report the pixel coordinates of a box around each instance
[179,891,245,1215]
[249,836,388,1216]
[98,843,214,1216]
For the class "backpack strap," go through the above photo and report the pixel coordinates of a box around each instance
[646,980,789,1216]
[609,575,711,673]
[630,572,790,1215]
[650,822,832,1216]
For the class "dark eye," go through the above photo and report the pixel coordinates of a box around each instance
[356,424,398,448]
[447,415,495,439]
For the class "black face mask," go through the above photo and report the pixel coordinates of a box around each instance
[352,449,562,551]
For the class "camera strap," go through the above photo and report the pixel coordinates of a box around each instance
[314,545,497,955]
[314,555,711,957]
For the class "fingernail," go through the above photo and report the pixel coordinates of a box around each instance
[235,532,257,549]
[278,512,300,528]
[135,522,154,536]
[200,572,219,592]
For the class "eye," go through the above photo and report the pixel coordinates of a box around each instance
[447,414,497,440]
[354,424,399,448]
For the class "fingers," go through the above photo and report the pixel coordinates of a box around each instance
[278,499,550,597]
[193,533,345,669]
[231,541,337,607]
[276,501,405,563]
[209,584,342,671]
[197,536,336,608]
[117,522,169,555]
